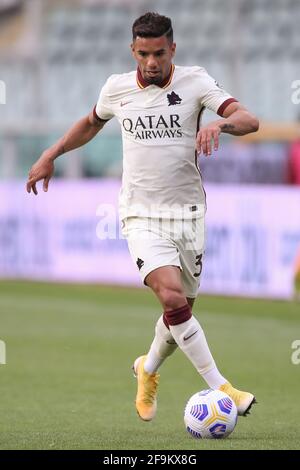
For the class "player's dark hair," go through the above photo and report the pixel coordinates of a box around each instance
[132,12,173,43]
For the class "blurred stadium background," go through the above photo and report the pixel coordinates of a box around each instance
[1,0,300,181]
[0,0,300,450]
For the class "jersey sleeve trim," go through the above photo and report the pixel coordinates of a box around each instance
[217,98,238,117]
[93,105,110,122]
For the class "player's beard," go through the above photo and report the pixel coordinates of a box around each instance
[147,77,162,85]
[144,71,163,85]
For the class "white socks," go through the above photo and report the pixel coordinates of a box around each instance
[144,313,227,390]
[144,315,178,374]
[169,316,227,390]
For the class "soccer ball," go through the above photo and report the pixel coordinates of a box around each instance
[184,389,238,439]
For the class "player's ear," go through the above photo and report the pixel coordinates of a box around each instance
[130,42,137,60]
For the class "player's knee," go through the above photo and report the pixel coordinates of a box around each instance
[158,286,186,311]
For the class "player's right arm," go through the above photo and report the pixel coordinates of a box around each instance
[26,109,107,195]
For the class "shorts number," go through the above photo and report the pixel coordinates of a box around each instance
[193,254,203,278]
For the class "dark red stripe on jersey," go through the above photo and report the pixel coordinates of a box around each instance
[93,105,109,123]
[217,98,238,117]
[196,106,205,135]
[164,304,192,326]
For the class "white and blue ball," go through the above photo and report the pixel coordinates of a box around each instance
[184,389,238,439]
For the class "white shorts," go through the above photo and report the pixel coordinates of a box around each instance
[122,216,205,298]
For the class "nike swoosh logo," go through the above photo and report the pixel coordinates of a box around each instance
[120,100,133,107]
[183,330,198,341]
[166,340,177,345]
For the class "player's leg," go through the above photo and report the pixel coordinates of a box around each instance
[133,265,191,421]
[123,217,182,420]
[142,315,177,374]
[132,316,176,421]
[174,217,256,416]
[142,296,194,375]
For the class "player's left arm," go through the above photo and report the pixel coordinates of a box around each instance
[196,102,259,156]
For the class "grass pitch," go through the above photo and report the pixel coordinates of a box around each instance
[0,280,299,450]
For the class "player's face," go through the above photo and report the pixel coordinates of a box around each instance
[131,35,176,85]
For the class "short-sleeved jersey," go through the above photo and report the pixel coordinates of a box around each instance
[95,65,236,220]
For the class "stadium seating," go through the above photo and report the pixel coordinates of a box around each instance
[1,0,299,123]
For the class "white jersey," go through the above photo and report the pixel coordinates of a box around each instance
[95,65,236,220]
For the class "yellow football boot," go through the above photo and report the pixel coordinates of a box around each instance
[133,355,160,421]
[219,382,257,416]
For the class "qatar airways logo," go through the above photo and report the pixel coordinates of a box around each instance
[122,114,183,140]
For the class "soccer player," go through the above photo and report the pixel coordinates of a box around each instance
[27,12,259,422]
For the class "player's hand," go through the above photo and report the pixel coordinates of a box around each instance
[26,155,54,195]
[196,123,221,156]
